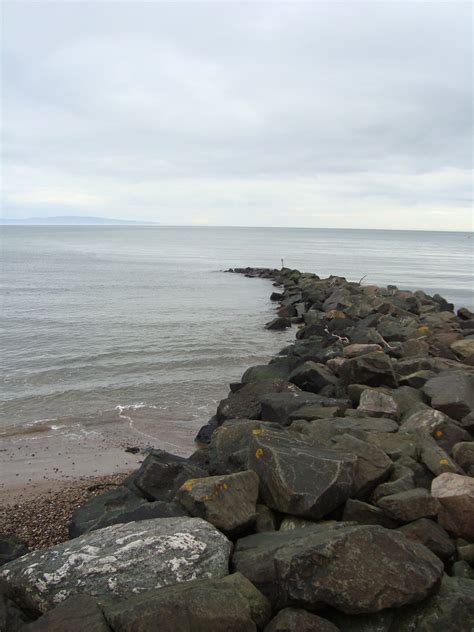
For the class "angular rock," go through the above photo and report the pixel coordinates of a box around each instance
[399,408,469,453]
[451,339,474,363]
[232,523,443,614]
[175,470,259,536]
[342,499,397,528]
[247,428,356,519]
[423,371,474,421]
[195,417,219,444]
[264,608,340,632]
[376,488,440,523]
[69,486,188,537]
[209,420,281,474]
[0,534,28,567]
[366,432,418,460]
[399,369,436,389]
[221,572,273,630]
[357,390,400,421]
[419,433,463,476]
[330,434,393,498]
[289,361,338,394]
[339,352,398,388]
[288,404,341,421]
[242,361,295,384]
[397,518,455,560]
[431,473,474,540]
[0,517,231,614]
[217,380,298,422]
[389,575,474,632]
[259,392,349,425]
[452,441,474,473]
[21,594,111,632]
[133,450,207,501]
[400,338,430,357]
[265,317,292,330]
[371,471,416,503]
[104,573,271,632]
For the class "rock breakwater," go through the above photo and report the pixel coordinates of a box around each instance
[1,266,473,631]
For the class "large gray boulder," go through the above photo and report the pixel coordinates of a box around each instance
[339,352,398,388]
[175,470,259,536]
[389,575,474,632]
[423,371,474,421]
[232,523,443,614]
[299,417,399,447]
[399,408,469,453]
[69,486,188,537]
[431,472,474,540]
[357,390,400,421]
[133,450,207,501]
[0,517,231,615]
[376,488,440,523]
[397,518,455,561]
[209,420,284,475]
[288,361,339,393]
[217,381,298,422]
[103,573,271,632]
[247,429,356,519]
[330,433,393,498]
[259,392,349,425]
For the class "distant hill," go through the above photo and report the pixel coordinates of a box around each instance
[0,216,159,225]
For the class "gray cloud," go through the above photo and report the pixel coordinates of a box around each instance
[2,1,472,229]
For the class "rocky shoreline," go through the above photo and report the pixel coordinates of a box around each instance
[1,266,473,631]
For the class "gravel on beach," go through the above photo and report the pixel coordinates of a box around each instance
[0,473,129,550]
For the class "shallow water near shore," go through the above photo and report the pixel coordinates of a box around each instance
[1,226,473,445]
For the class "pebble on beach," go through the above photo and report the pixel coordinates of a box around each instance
[0,474,128,550]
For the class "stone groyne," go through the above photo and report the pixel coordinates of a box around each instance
[1,267,473,631]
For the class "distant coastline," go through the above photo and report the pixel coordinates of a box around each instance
[0,216,160,225]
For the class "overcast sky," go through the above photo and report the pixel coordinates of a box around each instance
[1,1,472,230]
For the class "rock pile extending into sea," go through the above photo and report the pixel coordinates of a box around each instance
[1,267,474,631]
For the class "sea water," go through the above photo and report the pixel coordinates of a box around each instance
[1,226,472,438]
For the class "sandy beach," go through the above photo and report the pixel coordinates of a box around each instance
[0,408,200,548]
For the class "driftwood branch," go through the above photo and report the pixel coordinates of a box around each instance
[324,327,350,344]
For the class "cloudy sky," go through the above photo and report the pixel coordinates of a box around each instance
[2,1,472,230]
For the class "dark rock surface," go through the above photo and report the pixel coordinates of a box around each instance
[20,594,111,632]
[247,428,357,518]
[133,449,207,501]
[69,486,188,537]
[175,470,259,535]
[0,533,28,567]
[103,573,270,632]
[264,607,340,632]
[232,523,443,613]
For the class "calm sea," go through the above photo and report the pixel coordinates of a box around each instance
[1,226,472,437]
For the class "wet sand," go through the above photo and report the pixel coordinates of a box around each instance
[0,410,202,549]
[0,407,200,506]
